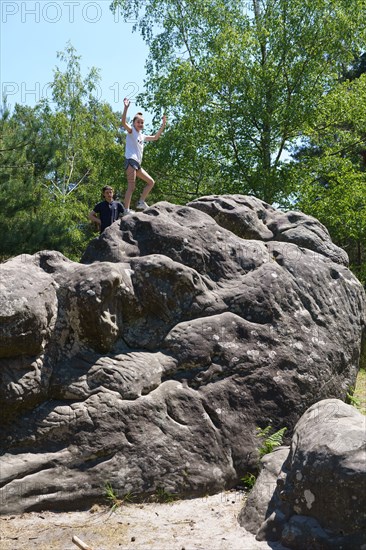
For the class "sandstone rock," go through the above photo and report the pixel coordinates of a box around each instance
[239,399,366,549]
[187,195,349,265]
[0,255,58,358]
[237,446,290,536]
[0,198,365,514]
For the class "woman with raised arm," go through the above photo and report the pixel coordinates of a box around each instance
[121,98,166,213]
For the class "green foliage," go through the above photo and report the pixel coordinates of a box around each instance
[142,120,225,204]
[239,425,287,492]
[111,0,366,204]
[256,426,287,458]
[151,486,179,503]
[240,472,257,491]
[346,388,361,409]
[0,101,55,259]
[0,44,125,261]
[1,12,365,271]
[104,482,135,511]
[347,369,366,415]
[355,369,366,415]
[291,74,366,286]
[104,482,121,511]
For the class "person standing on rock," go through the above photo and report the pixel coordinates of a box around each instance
[121,97,166,213]
[89,185,124,233]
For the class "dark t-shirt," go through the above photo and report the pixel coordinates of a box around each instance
[93,200,124,233]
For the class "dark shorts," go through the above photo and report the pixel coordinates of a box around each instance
[124,158,141,171]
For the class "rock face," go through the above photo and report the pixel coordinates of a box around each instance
[239,399,366,550]
[187,195,349,266]
[0,196,365,514]
[238,445,290,536]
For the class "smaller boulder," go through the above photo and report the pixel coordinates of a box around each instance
[238,446,290,536]
[239,399,366,549]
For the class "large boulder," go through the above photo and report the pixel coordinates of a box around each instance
[0,197,365,514]
[239,399,366,549]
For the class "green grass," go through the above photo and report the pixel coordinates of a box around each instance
[353,368,366,415]
[104,482,135,512]
[150,486,179,503]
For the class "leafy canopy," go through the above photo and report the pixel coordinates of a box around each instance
[0,44,125,260]
[111,0,366,203]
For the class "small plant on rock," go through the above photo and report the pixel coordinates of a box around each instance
[239,425,287,493]
[104,482,134,512]
[257,425,287,457]
[152,486,178,503]
[346,389,361,409]
[240,472,257,490]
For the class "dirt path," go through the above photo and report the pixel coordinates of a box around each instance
[0,490,288,550]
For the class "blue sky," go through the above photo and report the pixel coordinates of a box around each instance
[1,0,150,116]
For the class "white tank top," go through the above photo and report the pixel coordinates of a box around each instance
[125,126,146,164]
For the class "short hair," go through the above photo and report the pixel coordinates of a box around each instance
[102,185,113,193]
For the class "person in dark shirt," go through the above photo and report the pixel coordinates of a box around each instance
[89,186,124,233]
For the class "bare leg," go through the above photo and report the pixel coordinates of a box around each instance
[124,165,137,209]
[136,167,155,201]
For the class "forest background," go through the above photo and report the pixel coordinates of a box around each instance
[1,0,365,285]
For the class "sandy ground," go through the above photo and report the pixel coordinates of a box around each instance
[0,490,288,550]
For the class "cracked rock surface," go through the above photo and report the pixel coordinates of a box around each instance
[1,196,365,514]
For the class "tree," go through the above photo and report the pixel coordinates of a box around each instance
[0,44,125,260]
[141,116,225,204]
[40,44,124,228]
[111,0,366,203]
[292,74,366,285]
[0,100,55,259]
[342,52,366,81]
